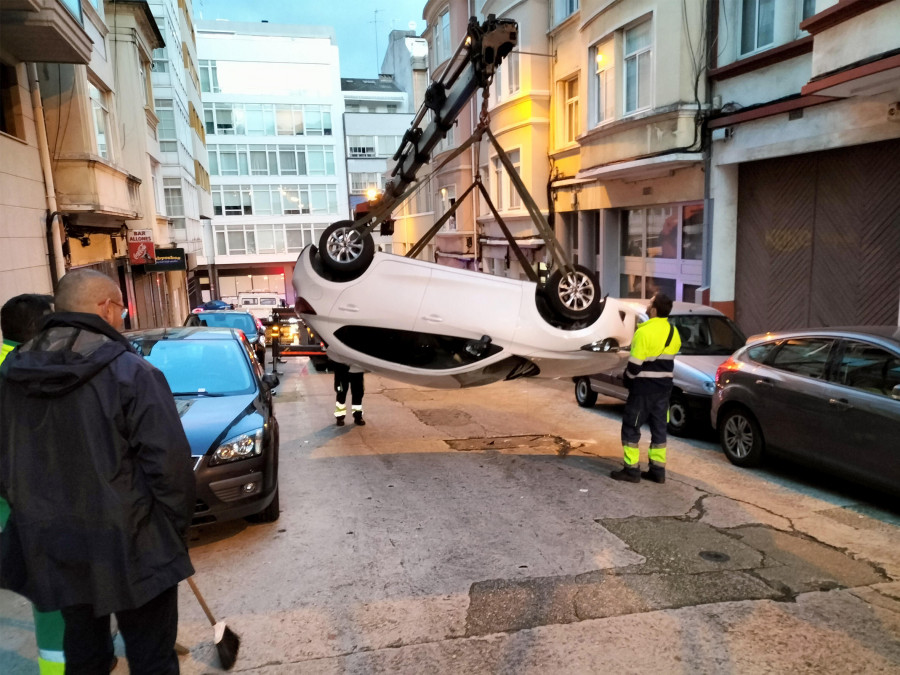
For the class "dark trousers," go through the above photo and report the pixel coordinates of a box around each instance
[621,390,669,448]
[333,363,364,408]
[61,584,179,675]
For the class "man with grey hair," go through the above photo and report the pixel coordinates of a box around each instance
[0,269,196,674]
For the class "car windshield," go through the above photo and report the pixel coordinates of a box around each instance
[135,338,255,395]
[669,315,746,356]
[194,313,256,335]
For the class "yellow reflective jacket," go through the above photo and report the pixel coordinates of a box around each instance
[624,317,681,395]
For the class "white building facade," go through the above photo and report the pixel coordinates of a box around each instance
[196,21,348,306]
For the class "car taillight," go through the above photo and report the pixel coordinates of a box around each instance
[295,297,316,315]
[715,356,742,384]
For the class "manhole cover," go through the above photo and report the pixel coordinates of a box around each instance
[699,550,731,563]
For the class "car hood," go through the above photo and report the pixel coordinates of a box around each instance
[174,394,261,456]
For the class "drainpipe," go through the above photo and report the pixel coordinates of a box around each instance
[27,63,67,286]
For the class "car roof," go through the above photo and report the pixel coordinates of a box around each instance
[125,326,243,341]
[618,299,727,318]
[746,326,900,347]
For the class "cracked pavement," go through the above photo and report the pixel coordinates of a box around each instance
[2,359,898,673]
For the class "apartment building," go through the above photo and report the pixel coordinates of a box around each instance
[707,0,900,332]
[547,0,709,306]
[342,74,412,255]
[148,0,213,308]
[1,0,189,328]
[196,21,348,307]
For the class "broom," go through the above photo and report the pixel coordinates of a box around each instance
[185,576,241,670]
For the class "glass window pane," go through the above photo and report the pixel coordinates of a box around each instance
[253,188,273,215]
[279,150,297,175]
[622,209,643,256]
[682,204,703,260]
[771,339,834,378]
[276,107,293,135]
[620,274,642,298]
[215,230,227,255]
[227,230,245,253]
[286,226,305,250]
[256,224,275,252]
[625,22,651,54]
[646,277,676,299]
[625,58,637,112]
[637,51,651,110]
[282,188,301,214]
[836,343,900,395]
[293,108,305,135]
[758,0,775,46]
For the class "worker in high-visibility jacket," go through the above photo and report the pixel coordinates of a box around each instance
[611,292,681,484]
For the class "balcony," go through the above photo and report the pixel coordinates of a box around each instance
[53,155,143,228]
[0,0,92,64]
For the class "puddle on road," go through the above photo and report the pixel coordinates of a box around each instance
[446,434,572,457]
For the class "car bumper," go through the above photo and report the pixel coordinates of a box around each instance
[191,453,277,525]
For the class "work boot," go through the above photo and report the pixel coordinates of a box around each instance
[610,465,641,483]
[353,411,366,426]
[335,416,345,427]
[641,463,666,484]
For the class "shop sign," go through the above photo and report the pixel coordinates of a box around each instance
[145,248,186,272]
[127,229,156,265]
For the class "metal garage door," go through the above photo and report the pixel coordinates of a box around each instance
[736,138,900,335]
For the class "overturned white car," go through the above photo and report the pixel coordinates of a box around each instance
[293,246,636,389]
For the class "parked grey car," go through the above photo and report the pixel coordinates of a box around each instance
[575,300,746,436]
[711,327,900,495]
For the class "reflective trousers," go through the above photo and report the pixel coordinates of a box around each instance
[621,390,669,467]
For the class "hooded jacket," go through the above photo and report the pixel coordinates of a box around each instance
[0,312,195,616]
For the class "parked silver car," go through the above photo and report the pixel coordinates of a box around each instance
[711,327,900,495]
[574,300,746,435]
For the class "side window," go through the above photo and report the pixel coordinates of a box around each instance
[834,341,900,397]
[745,341,777,364]
[769,338,834,379]
[241,335,263,378]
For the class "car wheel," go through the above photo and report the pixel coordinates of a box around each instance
[545,265,601,322]
[575,377,598,407]
[248,485,280,523]
[318,220,375,278]
[719,407,764,467]
[667,393,691,437]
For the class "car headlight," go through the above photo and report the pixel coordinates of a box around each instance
[208,428,264,466]
[703,380,716,394]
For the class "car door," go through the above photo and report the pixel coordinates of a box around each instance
[754,337,838,458]
[824,339,900,488]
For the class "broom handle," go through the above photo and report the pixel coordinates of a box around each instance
[186,576,217,626]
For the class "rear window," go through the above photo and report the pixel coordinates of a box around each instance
[241,298,258,306]
[259,298,278,306]
[194,313,256,335]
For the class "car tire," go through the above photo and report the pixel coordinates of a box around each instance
[575,377,598,407]
[248,485,280,523]
[667,393,691,437]
[545,265,601,322]
[719,407,764,467]
[318,220,375,278]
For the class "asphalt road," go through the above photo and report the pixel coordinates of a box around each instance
[2,356,899,673]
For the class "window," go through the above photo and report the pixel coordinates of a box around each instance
[1,63,25,140]
[434,10,451,65]
[89,83,111,159]
[348,135,376,158]
[152,46,168,73]
[492,156,504,211]
[155,99,177,153]
[624,21,652,114]
[553,0,579,25]
[801,0,817,20]
[438,185,456,230]
[741,0,775,55]
[507,149,521,209]
[350,172,383,194]
[592,39,614,125]
[562,77,579,144]
[199,60,220,93]
[507,50,520,95]
[834,342,900,396]
[163,177,184,217]
[770,338,834,378]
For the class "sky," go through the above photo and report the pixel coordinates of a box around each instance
[195,0,428,78]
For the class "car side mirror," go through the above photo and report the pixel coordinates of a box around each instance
[262,373,280,390]
[892,384,900,401]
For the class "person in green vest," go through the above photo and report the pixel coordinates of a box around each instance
[0,293,63,674]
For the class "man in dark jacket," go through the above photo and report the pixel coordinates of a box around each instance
[0,269,196,674]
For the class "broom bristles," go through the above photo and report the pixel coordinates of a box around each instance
[213,621,241,670]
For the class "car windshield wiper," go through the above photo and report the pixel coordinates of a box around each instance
[171,390,226,397]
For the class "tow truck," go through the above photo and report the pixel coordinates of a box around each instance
[292,15,636,389]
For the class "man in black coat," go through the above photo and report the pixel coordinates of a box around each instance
[0,269,196,674]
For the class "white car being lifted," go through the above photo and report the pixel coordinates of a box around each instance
[292,15,637,387]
